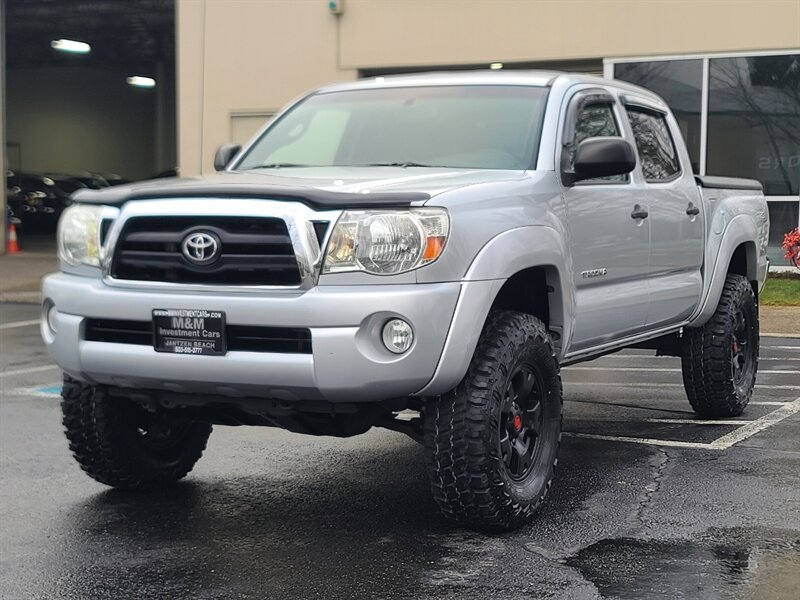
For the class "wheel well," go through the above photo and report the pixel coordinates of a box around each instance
[727,242,758,297]
[490,266,563,336]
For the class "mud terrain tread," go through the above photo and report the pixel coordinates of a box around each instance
[682,274,759,418]
[424,311,562,530]
[60,375,212,488]
[61,375,105,480]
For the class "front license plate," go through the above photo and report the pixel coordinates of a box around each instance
[153,309,226,356]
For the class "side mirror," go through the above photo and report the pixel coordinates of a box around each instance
[214,143,242,171]
[569,137,636,184]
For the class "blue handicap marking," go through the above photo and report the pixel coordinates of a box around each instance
[37,385,62,395]
[31,385,62,398]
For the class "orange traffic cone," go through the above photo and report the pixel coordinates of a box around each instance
[6,223,21,254]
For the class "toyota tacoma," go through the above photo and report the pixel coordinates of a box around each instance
[42,72,769,530]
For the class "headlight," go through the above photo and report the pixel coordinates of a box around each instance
[323,208,449,275]
[58,204,104,267]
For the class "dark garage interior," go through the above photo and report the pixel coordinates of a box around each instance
[4,0,176,237]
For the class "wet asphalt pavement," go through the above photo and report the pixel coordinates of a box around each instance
[1,302,799,599]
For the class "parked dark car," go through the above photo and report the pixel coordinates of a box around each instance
[150,166,180,179]
[6,171,72,231]
[48,172,110,190]
[93,172,131,186]
[48,175,88,195]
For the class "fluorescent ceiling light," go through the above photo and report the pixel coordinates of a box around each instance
[127,76,156,88]
[490,62,504,70]
[51,39,91,54]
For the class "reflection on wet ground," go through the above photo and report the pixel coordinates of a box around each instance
[568,527,800,599]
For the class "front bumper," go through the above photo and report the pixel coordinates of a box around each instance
[42,273,475,402]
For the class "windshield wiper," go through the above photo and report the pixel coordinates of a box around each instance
[352,162,448,168]
[255,163,318,169]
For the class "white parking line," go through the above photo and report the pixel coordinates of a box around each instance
[609,354,799,361]
[642,418,755,425]
[709,397,800,449]
[0,365,58,378]
[566,397,800,451]
[762,345,800,350]
[0,319,40,330]
[564,432,712,450]
[565,366,798,374]
[565,381,800,391]
[755,358,800,361]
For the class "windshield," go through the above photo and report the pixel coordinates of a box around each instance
[236,85,549,171]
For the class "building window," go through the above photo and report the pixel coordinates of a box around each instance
[767,201,800,265]
[615,60,702,173]
[608,51,800,269]
[707,55,800,197]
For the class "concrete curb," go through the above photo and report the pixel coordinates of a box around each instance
[0,292,42,304]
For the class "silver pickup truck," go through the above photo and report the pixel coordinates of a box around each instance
[42,72,769,530]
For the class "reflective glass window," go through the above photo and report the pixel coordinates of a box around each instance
[626,108,681,182]
[707,55,800,196]
[237,85,549,171]
[767,201,800,265]
[575,103,620,143]
[565,103,626,182]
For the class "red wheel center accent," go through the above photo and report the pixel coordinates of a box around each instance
[513,415,522,431]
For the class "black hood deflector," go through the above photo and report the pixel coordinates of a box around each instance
[71,176,430,209]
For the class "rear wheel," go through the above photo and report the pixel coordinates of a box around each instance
[424,311,562,531]
[61,375,212,488]
[681,274,759,417]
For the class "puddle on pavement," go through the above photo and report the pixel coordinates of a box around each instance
[566,527,800,599]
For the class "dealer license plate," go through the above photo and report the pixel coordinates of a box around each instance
[153,309,226,356]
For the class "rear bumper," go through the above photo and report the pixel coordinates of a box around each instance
[41,273,472,402]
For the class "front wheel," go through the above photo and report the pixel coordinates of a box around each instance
[61,376,212,488]
[424,311,562,531]
[681,274,759,417]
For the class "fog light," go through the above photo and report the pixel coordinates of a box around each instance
[46,303,58,335]
[382,318,414,354]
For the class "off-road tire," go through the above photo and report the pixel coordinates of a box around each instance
[424,311,562,531]
[61,375,212,488]
[681,274,759,418]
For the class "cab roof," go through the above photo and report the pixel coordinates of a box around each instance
[314,70,667,109]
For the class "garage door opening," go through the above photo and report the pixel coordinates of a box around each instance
[3,0,176,250]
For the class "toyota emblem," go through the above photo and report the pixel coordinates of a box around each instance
[181,231,220,264]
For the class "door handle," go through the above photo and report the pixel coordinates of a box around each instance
[631,205,648,220]
[686,203,700,216]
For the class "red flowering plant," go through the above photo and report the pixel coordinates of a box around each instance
[783,227,800,269]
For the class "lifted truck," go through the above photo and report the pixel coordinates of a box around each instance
[43,72,769,530]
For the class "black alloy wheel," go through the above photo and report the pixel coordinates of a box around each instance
[499,364,546,481]
[730,307,756,390]
[134,409,195,456]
